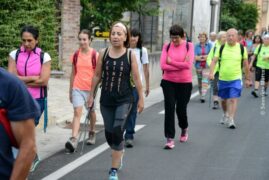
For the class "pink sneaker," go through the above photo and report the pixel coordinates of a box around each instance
[180,129,188,142]
[164,138,175,149]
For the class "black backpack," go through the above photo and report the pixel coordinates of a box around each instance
[218,43,245,69]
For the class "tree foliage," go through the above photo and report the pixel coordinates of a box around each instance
[0,0,60,69]
[80,0,159,31]
[220,0,258,33]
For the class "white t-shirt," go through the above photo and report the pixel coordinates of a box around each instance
[130,47,149,83]
[9,50,51,64]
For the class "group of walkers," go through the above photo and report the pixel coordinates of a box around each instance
[1,21,268,180]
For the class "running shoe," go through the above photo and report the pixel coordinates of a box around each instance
[109,169,118,180]
[65,137,78,153]
[125,139,134,148]
[200,98,205,103]
[164,138,175,149]
[87,131,96,145]
[212,101,219,110]
[227,118,236,129]
[179,128,188,143]
[251,90,259,98]
[30,154,40,172]
[220,114,228,125]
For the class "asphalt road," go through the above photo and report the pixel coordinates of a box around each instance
[29,88,269,180]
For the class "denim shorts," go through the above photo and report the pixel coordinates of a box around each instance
[72,89,95,110]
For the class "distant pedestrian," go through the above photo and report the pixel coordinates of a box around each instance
[124,28,150,148]
[209,32,217,46]
[160,24,194,149]
[195,32,212,103]
[88,22,144,180]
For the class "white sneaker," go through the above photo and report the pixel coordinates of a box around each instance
[227,118,236,129]
[220,114,228,125]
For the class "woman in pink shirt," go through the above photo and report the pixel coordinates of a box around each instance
[160,24,194,149]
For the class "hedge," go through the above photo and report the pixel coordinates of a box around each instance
[0,0,60,69]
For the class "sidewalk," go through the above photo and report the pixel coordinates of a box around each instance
[36,72,198,160]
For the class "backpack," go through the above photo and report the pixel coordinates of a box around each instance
[0,109,18,148]
[219,43,245,69]
[73,49,97,74]
[253,44,262,68]
[166,42,189,52]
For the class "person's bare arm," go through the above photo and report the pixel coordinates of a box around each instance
[26,62,51,87]
[131,52,144,113]
[209,57,218,80]
[243,58,251,87]
[10,119,36,180]
[69,65,75,103]
[88,49,104,107]
[8,57,39,83]
[143,63,150,97]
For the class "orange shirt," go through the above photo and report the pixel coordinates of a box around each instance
[70,48,98,91]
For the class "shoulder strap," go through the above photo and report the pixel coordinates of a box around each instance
[186,42,189,52]
[218,44,225,69]
[257,44,262,55]
[102,48,109,63]
[91,49,97,70]
[0,109,18,148]
[15,49,21,64]
[240,44,245,68]
[73,50,80,74]
[40,51,45,65]
[127,48,132,69]
[140,48,143,63]
[213,46,217,55]
[166,43,171,52]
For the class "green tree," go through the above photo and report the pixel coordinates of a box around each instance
[220,0,258,33]
[0,0,60,69]
[80,0,159,31]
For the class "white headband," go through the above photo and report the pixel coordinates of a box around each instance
[113,23,127,34]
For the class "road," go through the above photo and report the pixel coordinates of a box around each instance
[29,88,269,180]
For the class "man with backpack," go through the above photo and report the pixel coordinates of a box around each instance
[209,28,251,129]
[0,68,40,179]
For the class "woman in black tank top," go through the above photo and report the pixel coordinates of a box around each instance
[88,22,144,179]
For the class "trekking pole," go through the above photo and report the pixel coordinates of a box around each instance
[80,110,91,155]
[208,80,213,108]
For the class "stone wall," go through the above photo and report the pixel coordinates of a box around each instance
[60,0,81,77]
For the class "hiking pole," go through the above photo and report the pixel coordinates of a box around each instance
[80,110,91,155]
[208,80,213,108]
[44,87,48,133]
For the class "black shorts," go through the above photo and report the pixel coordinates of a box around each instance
[255,67,269,82]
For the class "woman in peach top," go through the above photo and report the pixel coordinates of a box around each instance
[65,29,98,153]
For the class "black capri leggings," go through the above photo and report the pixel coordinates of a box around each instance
[255,67,269,82]
[101,103,132,151]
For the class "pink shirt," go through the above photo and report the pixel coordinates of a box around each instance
[160,41,194,83]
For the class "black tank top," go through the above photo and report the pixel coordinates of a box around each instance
[100,49,133,106]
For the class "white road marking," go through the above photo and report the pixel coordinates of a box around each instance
[42,125,145,180]
[158,91,199,114]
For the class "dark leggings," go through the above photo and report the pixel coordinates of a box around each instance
[213,72,219,96]
[161,80,192,139]
[101,103,132,151]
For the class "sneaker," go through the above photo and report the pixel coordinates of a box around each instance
[65,137,78,153]
[200,98,205,103]
[109,169,118,180]
[87,131,96,145]
[227,118,236,129]
[179,129,188,143]
[212,101,219,110]
[125,139,133,148]
[30,154,40,172]
[164,138,175,149]
[220,114,228,125]
[251,90,259,98]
